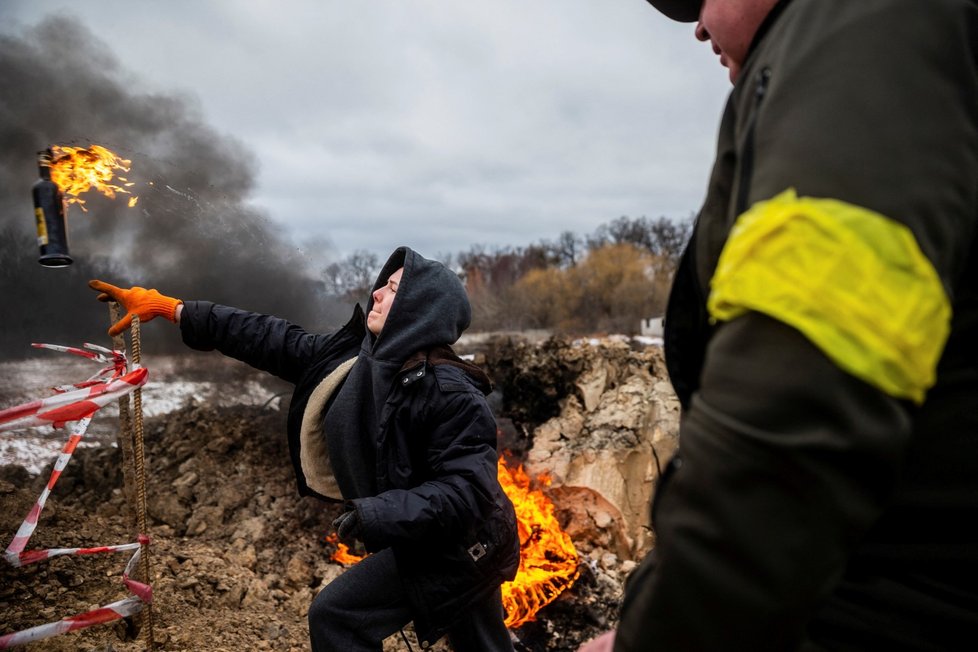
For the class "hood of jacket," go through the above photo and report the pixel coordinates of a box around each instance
[324,247,472,499]
[365,246,472,360]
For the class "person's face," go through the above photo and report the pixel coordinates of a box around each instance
[367,267,403,335]
[695,0,777,83]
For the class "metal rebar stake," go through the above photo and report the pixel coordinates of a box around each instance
[129,315,154,649]
[110,302,138,528]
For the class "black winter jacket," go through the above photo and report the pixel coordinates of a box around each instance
[180,247,519,647]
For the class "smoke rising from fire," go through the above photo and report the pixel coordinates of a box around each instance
[0,16,345,358]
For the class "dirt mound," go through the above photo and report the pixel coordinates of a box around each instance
[1,336,674,651]
[1,403,331,651]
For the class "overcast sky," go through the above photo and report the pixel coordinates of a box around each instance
[2,1,729,264]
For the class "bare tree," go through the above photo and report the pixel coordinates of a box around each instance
[553,230,582,268]
[587,215,693,271]
[322,249,380,301]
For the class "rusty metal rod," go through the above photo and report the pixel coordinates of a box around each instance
[109,304,155,649]
[110,302,137,529]
[129,315,155,649]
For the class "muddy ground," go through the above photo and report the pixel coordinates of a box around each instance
[0,338,655,651]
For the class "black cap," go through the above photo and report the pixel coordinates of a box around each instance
[645,0,701,22]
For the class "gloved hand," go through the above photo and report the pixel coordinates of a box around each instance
[88,280,183,337]
[332,509,362,547]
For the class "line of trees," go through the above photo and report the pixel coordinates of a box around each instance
[0,213,691,359]
[323,214,694,335]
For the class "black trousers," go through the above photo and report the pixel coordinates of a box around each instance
[308,548,514,651]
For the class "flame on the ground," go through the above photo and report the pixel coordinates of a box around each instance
[498,457,580,628]
[324,457,580,628]
[325,533,366,566]
[49,144,138,211]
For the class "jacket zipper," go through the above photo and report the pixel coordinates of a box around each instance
[735,66,772,217]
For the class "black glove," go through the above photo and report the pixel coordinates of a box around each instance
[332,509,362,547]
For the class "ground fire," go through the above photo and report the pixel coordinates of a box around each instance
[497,456,580,628]
[325,533,366,566]
[325,456,581,628]
[48,144,138,210]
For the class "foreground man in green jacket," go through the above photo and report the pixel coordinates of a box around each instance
[583,0,978,650]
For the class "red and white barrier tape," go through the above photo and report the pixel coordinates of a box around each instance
[10,540,139,567]
[0,595,145,649]
[32,343,128,393]
[121,538,153,603]
[1,343,152,648]
[4,415,93,559]
[0,366,147,431]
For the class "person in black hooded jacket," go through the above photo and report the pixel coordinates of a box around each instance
[89,246,520,651]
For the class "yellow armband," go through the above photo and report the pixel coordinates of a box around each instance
[708,189,951,403]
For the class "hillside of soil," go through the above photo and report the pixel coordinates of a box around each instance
[0,336,673,651]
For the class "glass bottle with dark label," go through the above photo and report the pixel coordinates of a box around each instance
[32,148,73,267]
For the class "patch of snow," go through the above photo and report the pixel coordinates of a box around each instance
[632,336,663,347]
[1,354,287,475]
[0,428,104,475]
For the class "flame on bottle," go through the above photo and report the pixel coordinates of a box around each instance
[48,144,138,211]
[323,456,581,628]
[498,457,581,628]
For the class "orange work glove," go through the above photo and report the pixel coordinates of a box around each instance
[88,280,183,337]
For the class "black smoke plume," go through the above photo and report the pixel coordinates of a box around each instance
[0,16,345,359]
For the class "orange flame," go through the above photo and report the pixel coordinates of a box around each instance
[499,457,580,628]
[325,533,366,566]
[323,457,581,628]
[49,144,138,211]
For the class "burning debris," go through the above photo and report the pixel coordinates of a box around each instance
[498,459,580,629]
[325,533,366,566]
[324,457,584,630]
[489,335,679,561]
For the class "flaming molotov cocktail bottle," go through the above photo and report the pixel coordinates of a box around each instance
[32,148,73,267]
